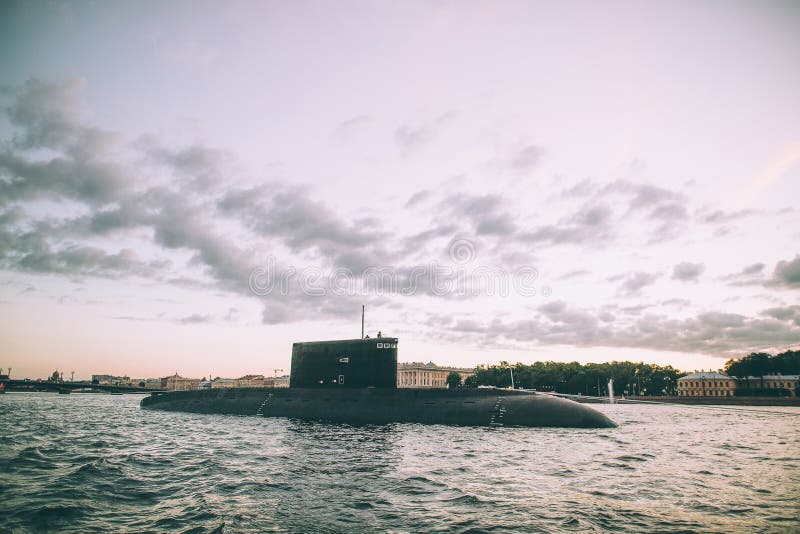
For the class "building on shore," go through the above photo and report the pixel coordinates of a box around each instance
[267,376,290,388]
[144,378,162,389]
[161,374,201,391]
[737,375,799,397]
[677,372,736,397]
[92,374,129,385]
[397,362,475,388]
[211,378,238,389]
[678,372,799,397]
[209,375,290,388]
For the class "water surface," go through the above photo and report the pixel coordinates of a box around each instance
[1,393,798,532]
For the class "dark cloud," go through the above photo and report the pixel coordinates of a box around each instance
[3,78,86,150]
[741,263,765,276]
[439,302,800,357]
[520,203,613,246]
[761,305,800,323]
[15,244,163,278]
[672,262,705,282]
[218,186,391,269]
[0,144,132,205]
[438,193,516,236]
[137,136,230,190]
[770,255,800,289]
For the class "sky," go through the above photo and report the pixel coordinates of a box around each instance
[1,0,799,380]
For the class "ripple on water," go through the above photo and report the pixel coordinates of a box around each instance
[1,394,799,533]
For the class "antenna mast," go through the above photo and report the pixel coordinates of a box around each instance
[361,305,365,339]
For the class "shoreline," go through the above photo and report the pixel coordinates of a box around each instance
[611,395,800,407]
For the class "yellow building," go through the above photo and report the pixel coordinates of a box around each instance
[266,376,290,388]
[209,375,290,388]
[397,362,475,388]
[677,372,736,397]
[742,375,799,397]
[161,374,201,391]
[211,378,238,389]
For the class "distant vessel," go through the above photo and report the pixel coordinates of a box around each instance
[142,337,616,428]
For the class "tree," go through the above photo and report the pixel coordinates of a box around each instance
[446,371,462,389]
[725,350,800,378]
[463,375,478,388]
[470,360,683,396]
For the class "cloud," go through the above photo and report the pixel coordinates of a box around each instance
[178,313,212,324]
[136,136,230,190]
[672,262,705,282]
[761,305,800,323]
[219,186,388,262]
[571,204,612,226]
[700,209,756,224]
[741,263,765,276]
[558,269,590,280]
[335,115,371,139]
[393,111,455,151]
[601,180,685,212]
[617,271,659,296]
[405,189,433,208]
[770,255,800,289]
[2,78,86,150]
[722,262,765,286]
[15,244,163,278]
[662,298,691,307]
[1,76,796,356]
[520,203,614,246]
[440,302,800,357]
[649,203,688,221]
[510,145,545,174]
[438,193,516,236]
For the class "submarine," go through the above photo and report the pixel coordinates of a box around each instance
[141,336,617,428]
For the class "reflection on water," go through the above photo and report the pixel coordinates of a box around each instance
[1,393,798,532]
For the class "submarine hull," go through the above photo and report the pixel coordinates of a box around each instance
[140,387,616,428]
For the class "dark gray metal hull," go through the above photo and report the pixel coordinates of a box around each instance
[140,388,617,428]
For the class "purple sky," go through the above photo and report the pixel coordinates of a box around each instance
[1,1,799,380]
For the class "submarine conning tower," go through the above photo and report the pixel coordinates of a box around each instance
[290,337,398,389]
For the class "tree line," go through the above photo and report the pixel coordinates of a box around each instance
[723,350,799,378]
[464,360,683,396]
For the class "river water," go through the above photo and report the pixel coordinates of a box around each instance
[1,393,798,533]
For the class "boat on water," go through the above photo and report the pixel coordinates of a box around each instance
[141,337,616,428]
